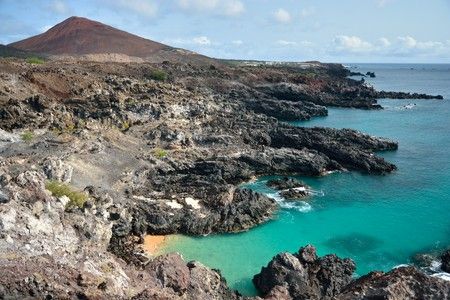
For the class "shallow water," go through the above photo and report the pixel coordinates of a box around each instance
[161,64,450,295]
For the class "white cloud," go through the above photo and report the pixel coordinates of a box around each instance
[274,8,291,23]
[164,36,213,46]
[397,36,445,52]
[378,37,391,47]
[116,0,158,18]
[49,0,70,14]
[300,7,315,18]
[330,34,450,59]
[177,0,244,16]
[232,40,243,45]
[193,36,211,45]
[277,40,297,46]
[398,36,417,48]
[333,35,373,52]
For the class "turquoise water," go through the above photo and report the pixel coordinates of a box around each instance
[162,64,450,295]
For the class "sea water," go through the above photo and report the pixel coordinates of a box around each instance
[161,64,450,295]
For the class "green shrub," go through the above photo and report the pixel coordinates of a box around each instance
[121,120,130,131]
[153,148,167,158]
[21,131,34,142]
[146,69,167,81]
[26,57,45,64]
[46,180,88,209]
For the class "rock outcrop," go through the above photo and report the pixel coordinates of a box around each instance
[253,245,450,300]
[267,177,310,200]
[338,266,450,300]
[253,245,356,299]
[442,250,450,273]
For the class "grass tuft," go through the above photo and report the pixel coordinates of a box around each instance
[153,148,168,158]
[146,69,168,81]
[21,131,34,142]
[46,180,88,209]
[26,57,45,64]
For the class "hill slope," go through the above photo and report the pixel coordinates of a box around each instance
[0,44,44,59]
[8,16,210,63]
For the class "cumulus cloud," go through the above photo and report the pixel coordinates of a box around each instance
[330,34,450,59]
[274,8,291,23]
[378,37,391,47]
[396,36,445,54]
[177,0,244,16]
[333,35,373,52]
[398,36,417,48]
[115,0,158,18]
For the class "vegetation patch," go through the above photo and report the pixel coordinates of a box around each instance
[121,120,131,131]
[21,131,34,142]
[153,148,168,158]
[26,57,45,64]
[46,180,88,209]
[146,69,168,81]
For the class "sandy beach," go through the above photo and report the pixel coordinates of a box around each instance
[143,235,168,255]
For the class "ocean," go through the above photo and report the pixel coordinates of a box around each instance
[160,64,450,295]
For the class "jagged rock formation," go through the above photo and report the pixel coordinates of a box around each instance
[253,245,450,300]
[253,245,356,299]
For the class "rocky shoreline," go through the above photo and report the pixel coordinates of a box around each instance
[0,58,448,299]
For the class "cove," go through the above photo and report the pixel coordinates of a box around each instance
[160,64,450,296]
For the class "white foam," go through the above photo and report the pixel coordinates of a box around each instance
[430,260,442,272]
[431,272,450,281]
[393,264,410,269]
[266,192,312,213]
[281,201,312,213]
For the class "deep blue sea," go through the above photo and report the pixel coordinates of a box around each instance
[161,64,450,295]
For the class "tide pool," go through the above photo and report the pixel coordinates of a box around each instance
[161,64,450,295]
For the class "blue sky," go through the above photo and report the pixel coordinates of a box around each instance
[1,0,449,63]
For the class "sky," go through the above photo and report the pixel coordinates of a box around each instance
[1,0,449,63]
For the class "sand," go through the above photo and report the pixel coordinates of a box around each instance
[143,235,167,255]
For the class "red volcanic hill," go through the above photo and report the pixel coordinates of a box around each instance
[9,16,200,61]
